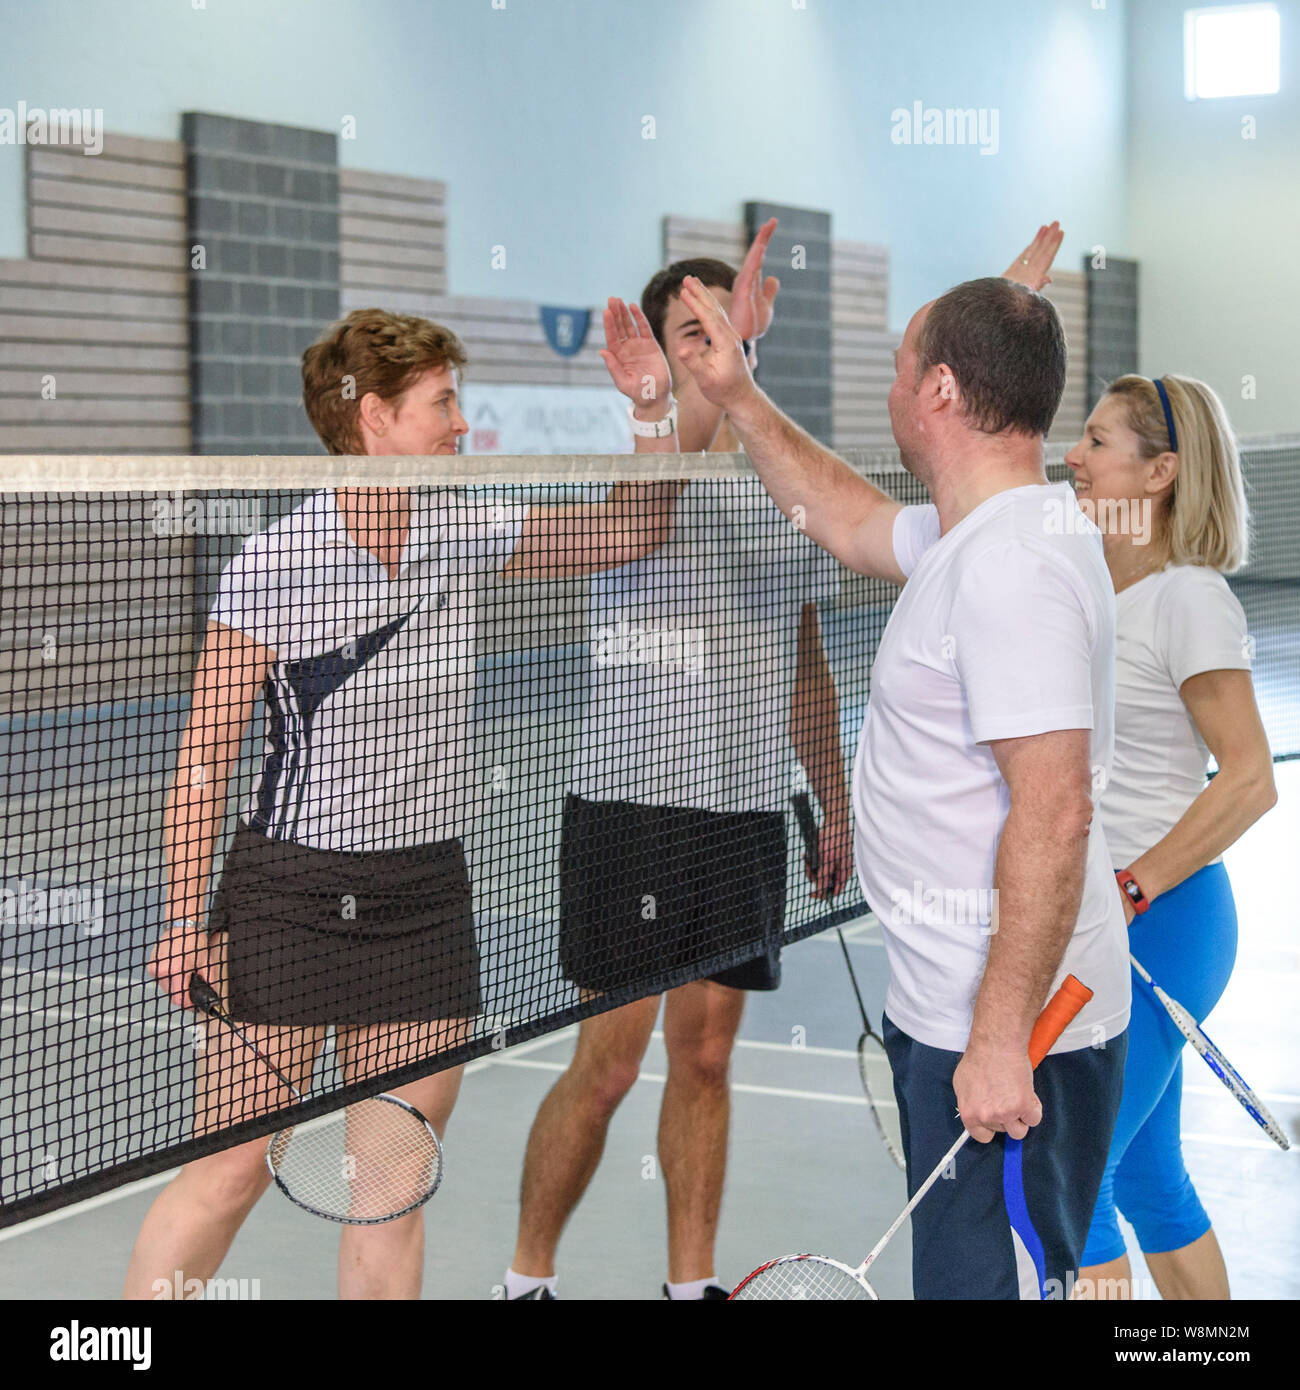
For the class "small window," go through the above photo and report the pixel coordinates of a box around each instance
[1184,4,1281,100]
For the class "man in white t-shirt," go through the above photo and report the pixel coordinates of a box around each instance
[672,271,1131,1300]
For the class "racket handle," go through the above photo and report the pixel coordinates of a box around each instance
[189,972,222,1015]
[790,792,820,874]
[1027,974,1093,1068]
[863,976,1095,1274]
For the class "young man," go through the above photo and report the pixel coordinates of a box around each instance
[671,265,1131,1299]
[505,225,854,1301]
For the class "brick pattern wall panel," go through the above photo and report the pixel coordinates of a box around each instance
[1085,255,1139,411]
[746,202,832,443]
[184,112,341,455]
[1042,268,1088,445]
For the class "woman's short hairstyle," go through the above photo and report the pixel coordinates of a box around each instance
[301,308,467,454]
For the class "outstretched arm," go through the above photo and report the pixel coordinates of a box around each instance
[675,275,905,584]
[676,217,781,453]
[506,298,684,579]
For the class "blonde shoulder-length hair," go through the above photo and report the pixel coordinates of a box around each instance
[1105,374,1250,573]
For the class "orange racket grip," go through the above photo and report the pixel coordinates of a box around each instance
[1027,974,1093,1069]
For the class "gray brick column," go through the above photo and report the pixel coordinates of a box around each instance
[745,202,833,443]
[183,112,340,455]
[1085,256,1139,411]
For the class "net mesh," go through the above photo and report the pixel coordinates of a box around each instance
[267,1095,443,1224]
[1,444,1296,1224]
[732,1256,878,1300]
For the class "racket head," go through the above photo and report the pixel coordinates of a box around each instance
[1154,983,1292,1151]
[266,1093,444,1225]
[1195,1027,1292,1151]
[856,1030,906,1171]
[730,1254,879,1301]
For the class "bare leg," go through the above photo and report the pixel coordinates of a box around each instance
[511,996,661,1277]
[660,980,745,1284]
[334,1019,468,1301]
[1145,1229,1231,1300]
[123,1141,273,1299]
[1074,1253,1134,1300]
[123,982,323,1300]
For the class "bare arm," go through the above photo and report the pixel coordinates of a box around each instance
[1124,669,1276,906]
[148,621,272,1008]
[674,276,904,584]
[956,727,1095,1142]
[790,602,852,899]
[505,297,685,580]
[675,217,781,453]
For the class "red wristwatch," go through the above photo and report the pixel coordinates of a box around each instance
[1115,868,1150,915]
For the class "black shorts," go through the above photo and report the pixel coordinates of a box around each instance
[558,794,787,995]
[882,1014,1129,1299]
[207,822,480,1026]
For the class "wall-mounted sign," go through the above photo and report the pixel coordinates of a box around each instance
[461,383,631,455]
[540,306,591,357]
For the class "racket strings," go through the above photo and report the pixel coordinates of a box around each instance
[857,1033,905,1170]
[735,1257,876,1300]
[268,1098,443,1223]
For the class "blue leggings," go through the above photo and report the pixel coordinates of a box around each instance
[1081,861,1238,1265]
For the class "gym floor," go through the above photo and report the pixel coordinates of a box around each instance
[3,762,1295,1302]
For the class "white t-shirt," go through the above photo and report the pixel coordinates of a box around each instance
[569,476,839,813]
[852,482,1130,1054]
[211,488,526,851]
[1101,563,1252,867]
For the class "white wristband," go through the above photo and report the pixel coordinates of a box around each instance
[628,399,677,438]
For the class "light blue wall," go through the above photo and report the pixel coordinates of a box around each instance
[1,0,1129,331]
[1128,0,1299,435]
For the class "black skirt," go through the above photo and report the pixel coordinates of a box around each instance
[207,822,481,1025]
[558,794,788,995]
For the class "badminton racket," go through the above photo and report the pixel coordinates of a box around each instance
[1129,954,1289,1151]
[791,792,905,1170]
[730,973,1094,1299]
[189,973,445,1224]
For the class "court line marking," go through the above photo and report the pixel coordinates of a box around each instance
[0,999,174,1037]
[0,1021,574,1241]
[8,970,1296,1108]
[3,1031,1290,1246]
[0,1168,180,1244]
[487,1054,886,1107]
[483,1055,1294,1149]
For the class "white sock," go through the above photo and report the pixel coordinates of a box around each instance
[665,1276,717,1300]
[505,1267,558,1300]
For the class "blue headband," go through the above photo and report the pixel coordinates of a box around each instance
[1153,378,1179,454]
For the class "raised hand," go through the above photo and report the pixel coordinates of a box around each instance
[674,276,756,413]
[598,297,673,412]
[1002,221,1064,291]
[729,216,781,343]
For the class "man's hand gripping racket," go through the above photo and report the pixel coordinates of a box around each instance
[730,974,1094,1299]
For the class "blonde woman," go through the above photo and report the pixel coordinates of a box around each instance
[1068,374,1277,1299]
